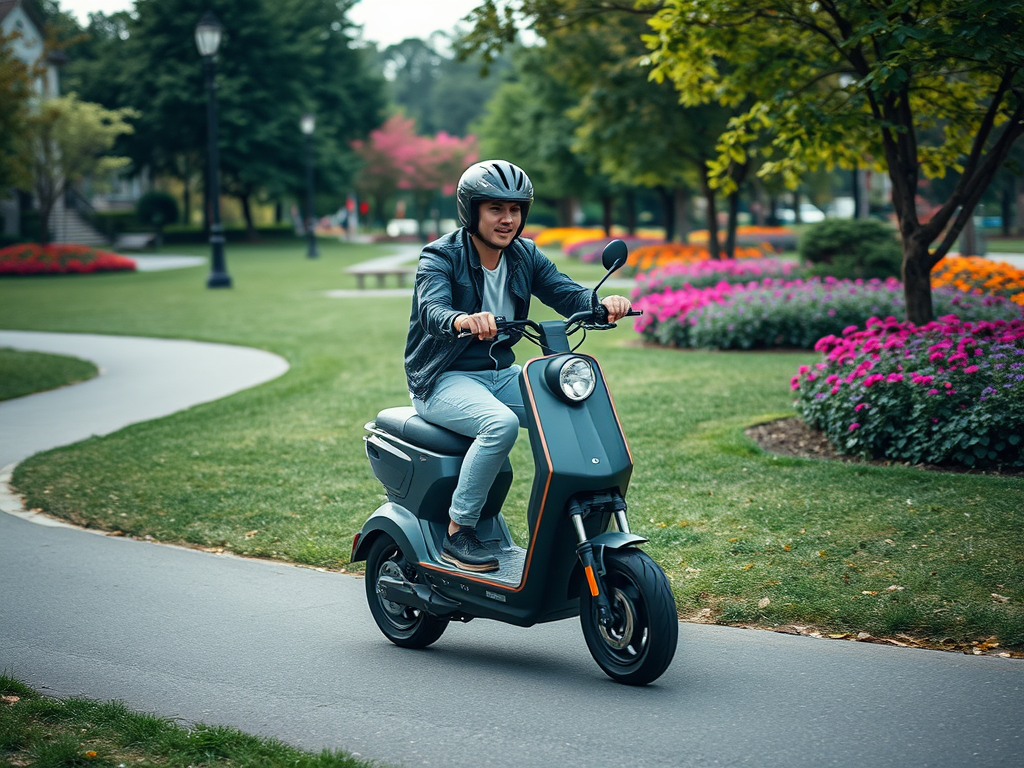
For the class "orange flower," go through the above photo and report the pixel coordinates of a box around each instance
[932,255,1024,306]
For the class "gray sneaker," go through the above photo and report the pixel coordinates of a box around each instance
[441,527,499,572]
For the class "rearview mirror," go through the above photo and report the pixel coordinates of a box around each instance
[601,239,628,272]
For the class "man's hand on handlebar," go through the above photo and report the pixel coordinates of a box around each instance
[600,295,633,323]
[455,312,498,340]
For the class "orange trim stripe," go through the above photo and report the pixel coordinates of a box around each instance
[584,565,600,597]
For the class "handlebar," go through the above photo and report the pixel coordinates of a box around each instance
[457,308,643,339]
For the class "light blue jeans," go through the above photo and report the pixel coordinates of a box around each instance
[413,365,526,528]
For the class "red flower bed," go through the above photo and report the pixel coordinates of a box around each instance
[0,244,136,276]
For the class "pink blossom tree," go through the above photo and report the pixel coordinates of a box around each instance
[352,115,478,236]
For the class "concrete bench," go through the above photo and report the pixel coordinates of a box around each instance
[344,264,416,289]
[114,233,157,250]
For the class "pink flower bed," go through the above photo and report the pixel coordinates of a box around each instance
[792,316,1024,468]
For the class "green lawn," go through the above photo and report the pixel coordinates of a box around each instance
[1,238,1020,651]
[0,347,98,401]
[0,674,376,768]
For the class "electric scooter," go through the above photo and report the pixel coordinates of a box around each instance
[351,240,677,685]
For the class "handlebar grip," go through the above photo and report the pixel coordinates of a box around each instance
[626,309,643,317]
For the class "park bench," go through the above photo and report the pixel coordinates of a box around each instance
[344,262,417,289]
[114,232,157,250]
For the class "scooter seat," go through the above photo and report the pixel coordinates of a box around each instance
[374,407,474,456]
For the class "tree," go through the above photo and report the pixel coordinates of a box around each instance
[25,93,134,243]
[645,0,1024,323]
[62,0,385,236]
[471,47,594,228]
[461,0,752,249]
[0,31,33,192]
[351,115,478,235]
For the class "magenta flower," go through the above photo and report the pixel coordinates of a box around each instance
[849,423,860,431]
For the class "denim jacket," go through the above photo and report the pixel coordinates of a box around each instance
[404,228,593,400]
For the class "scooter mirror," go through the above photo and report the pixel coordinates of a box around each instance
[601,239,629,272]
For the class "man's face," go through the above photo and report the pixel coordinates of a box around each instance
[476,200,522,250]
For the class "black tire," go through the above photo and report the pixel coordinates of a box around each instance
[365,535,448,649]
[580,548,678,685]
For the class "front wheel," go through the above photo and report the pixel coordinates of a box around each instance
[365,535,448,649]
[580,548,678,685]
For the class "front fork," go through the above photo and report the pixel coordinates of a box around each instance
[570,494,632,628]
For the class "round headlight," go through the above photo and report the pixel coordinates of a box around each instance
[558,357,596,402]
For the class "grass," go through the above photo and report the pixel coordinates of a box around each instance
[0,348,98,401]
[0,238,1021,651]
[0,673,378,768]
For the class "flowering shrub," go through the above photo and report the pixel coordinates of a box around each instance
[932,255,1024,307]
[626,242,766,273]
[688,225,797,253]
[634,276,1023,350]
[792,316,1024,469]
[0,244,136,275]
[633,258,804,298]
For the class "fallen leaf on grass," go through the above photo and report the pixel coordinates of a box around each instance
[2,695,19,705]
[758,597,771,608]
[862,590,878,596]
[885,585,905,592]
[991,593,1010,603]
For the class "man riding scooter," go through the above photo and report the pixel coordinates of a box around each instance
[405,159,633,572]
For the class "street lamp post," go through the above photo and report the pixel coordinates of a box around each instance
[300,112,319,258]
[195,11,231,288]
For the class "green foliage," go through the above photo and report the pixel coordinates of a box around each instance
[135,190,180,229]
[23,93,135,243]
[645,0,1024,322]
[62,0,386,210]
[0,31,32,190]
[799,219,903,280]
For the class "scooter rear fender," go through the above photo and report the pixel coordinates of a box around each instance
[351,502,428,564]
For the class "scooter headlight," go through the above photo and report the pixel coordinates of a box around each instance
[556,357,595,402]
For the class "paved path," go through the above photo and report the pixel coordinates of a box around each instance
[1,333,1023,768]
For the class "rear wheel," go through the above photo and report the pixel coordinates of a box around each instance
[365,535,448,649]
[580,548,677,685]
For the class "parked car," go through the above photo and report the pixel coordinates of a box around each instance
[774,203,826,223]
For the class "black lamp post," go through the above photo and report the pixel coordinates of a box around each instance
[195,11,231,288]
[300,112,319,258]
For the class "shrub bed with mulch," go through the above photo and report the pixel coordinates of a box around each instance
[791,316,1024,469]
[0,244,136,276]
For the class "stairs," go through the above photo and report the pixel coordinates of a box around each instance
[49,205,109,247]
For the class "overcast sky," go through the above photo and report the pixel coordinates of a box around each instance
[59,0,484,48]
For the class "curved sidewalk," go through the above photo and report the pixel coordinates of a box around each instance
[0,331,289,522]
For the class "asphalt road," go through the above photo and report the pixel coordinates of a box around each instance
[1,332,1022,768]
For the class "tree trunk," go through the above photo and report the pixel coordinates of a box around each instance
[699,173,720,259]
[902,236,934,325]
[240,193,258,241]
[1001,176,1013,237]
[182,180,191,227]
[1016,177,1024,236]
[624,189,637,235]
[659,187,676,243]
[674,188,690,243]
[960,214,979,256]
[601,194,614,236]
[724,188,740,258]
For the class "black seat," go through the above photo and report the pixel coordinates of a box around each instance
[373,407,474,456]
